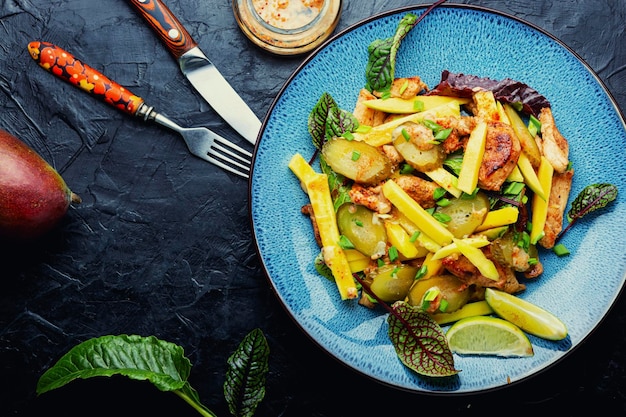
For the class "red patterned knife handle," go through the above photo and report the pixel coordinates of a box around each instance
[27,41,144,116]
[128,0,198,59]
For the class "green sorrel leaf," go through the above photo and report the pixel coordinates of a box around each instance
[387,301,459,377]
[224,328,270,417]
[567,183,618,222]
[37,334,192,395]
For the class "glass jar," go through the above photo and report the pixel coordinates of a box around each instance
[232,0,342,56]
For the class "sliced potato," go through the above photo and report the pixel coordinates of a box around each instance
[322,137,392,185]
[392,121,445,172]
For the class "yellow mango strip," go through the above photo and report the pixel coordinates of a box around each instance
[385,221,420,259]
[473,90,500,122]
[353,102,461,147]
[453,238,499,281]
[518,152,546,201]
[504,104,542,168]
[457,121,488,195]
[420,252,444,280]
[430,300,494,325]
[496,101,511,124]
[474,206,519,232]
[431,236,491,260]
[362,95,470,114]
[288,156,358,300]
[506,165,524,183]
[288,153,317,190]
[393,209,441,254]
[382,180,454,247]
[344,249,370,273]
[425,167,462,198]
[415,232,441,253]
[530,156,554,244]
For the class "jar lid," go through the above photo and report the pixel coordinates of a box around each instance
[232,0,342,56]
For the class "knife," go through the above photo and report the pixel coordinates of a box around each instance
[128,0,261,145]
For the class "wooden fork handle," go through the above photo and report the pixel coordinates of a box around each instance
[28,41,145,116]
[128,0,198,59]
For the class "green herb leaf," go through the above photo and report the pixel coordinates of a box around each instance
[308,92,360,151]
[37,335,217,417]
[308,92,337,150]
[224,328,270,417]
[364,13,418,92]
[339,235,355,249]
[559,183,618,240]
[364,1,448,93]
[320,156,352,211]
[387,301,458,377]
[37,335,191,395]
[314,250,334,281]
[567,183,618,222]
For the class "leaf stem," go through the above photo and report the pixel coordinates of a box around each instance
[173,390,217,417]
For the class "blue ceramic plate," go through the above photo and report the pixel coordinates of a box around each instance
[249,4,626,393]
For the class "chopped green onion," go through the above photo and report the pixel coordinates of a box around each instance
[413,100,425,112]
[422,119,439,131]
[528,114,541,136]
[398,80,409,95]
[354,219,364,227]
[436,198,451,207]
[399,163,414,174]
[512,101,523,111]
[553,243,570,257]
[338,235,355,249]
[391,266,401,278]
[433,212,451,223]
[414,265,427,280]
[381,90,392,100]
[503,181,525,196]
[389,246,399,262]
[434,127,452,142]
[424,288,440,301]
[342,131,355,140]
[425,207,436,215]
[433,187,447,200]
[355,125,372,133]
[409,231,421,242]
[377,259,385,267]
[401,128,411,141]
[351,150,361,161]
[438,298,449,313]
[528,257,539,265]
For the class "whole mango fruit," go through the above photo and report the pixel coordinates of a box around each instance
[0,129,81,240]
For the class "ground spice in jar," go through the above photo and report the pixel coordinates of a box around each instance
[233,0,342,55]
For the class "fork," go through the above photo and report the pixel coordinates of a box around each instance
[28,41,251,179]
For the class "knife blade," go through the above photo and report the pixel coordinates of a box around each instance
[128,0,261,145]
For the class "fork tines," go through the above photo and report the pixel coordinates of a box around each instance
[210,136,253,179]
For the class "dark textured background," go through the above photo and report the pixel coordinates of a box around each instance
[1,0,624,415]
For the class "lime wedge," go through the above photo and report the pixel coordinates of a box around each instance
[485,288,568,341]
[446,316,534,357]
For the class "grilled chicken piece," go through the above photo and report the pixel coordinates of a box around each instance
[539,107,570,173]
[381,144,404,168]
[436,115,476,153]
[393,174,439,209]
[539,168,575,249]
[374,76,429,99]
[349,183,392,214]
[478,122,521,191]
[442,248,526,295]
[353,88,387,127]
